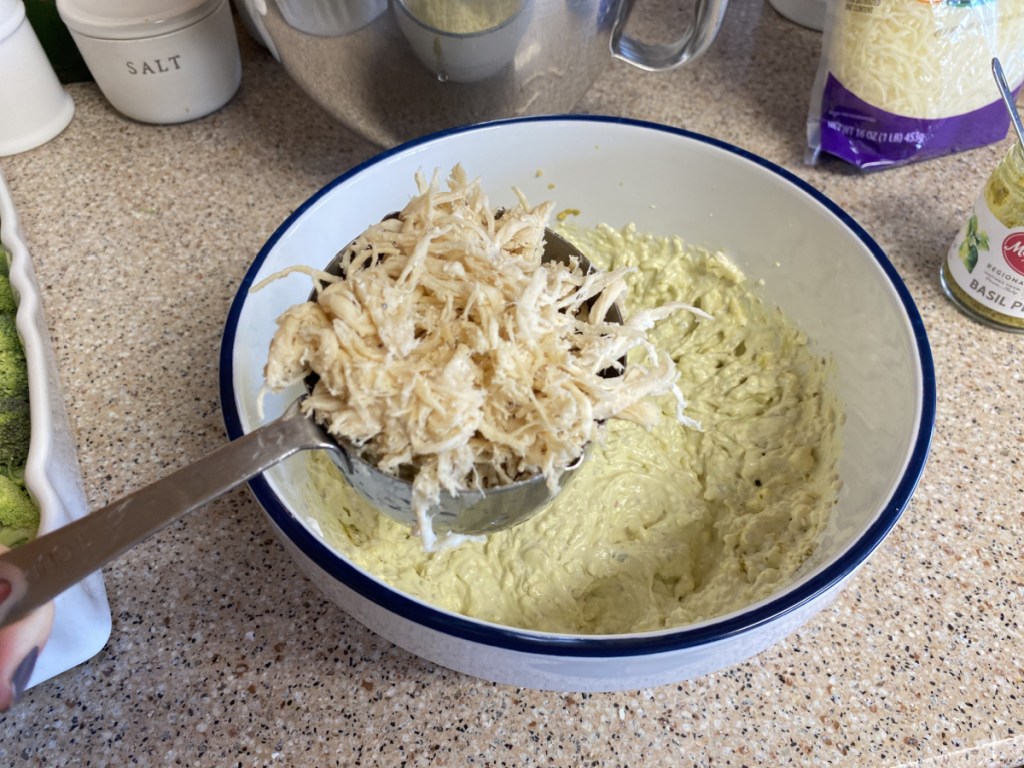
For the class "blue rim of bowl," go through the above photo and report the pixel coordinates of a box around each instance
[219,115,936,657]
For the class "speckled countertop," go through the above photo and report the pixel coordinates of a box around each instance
[2,1,1023,765]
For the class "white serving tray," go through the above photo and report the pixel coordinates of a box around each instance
[0,165,111,690]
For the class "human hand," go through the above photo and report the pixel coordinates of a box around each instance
[0,546,53,712]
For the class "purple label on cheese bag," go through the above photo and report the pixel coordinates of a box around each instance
[819,73,1017,170]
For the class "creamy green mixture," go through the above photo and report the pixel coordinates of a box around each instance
[301,223,842,634]
[985,142,1024,228]
[405,0,521,33]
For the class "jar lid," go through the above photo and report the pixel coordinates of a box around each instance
[56,0,222,40]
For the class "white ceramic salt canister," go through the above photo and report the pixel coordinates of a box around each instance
[56,0,241,124]
[0,0,74,155]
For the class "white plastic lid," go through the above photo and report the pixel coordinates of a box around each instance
[56,0,222,40]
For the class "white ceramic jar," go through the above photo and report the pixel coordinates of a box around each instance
[56,0,241,124]
[0,0,74,155]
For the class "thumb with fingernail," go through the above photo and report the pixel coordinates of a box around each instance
[0,552,54,711]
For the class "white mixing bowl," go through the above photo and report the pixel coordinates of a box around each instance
[220,116,935,692]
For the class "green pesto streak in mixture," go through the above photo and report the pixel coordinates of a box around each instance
[301,223,842,634]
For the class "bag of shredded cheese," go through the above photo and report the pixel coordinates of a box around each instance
[807,0,1024,170]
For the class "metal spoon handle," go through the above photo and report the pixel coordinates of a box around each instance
[993,57,1024,148]
[0,399,334,629]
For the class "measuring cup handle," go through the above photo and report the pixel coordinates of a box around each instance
[0,400,333,630]
[611,0,729,72]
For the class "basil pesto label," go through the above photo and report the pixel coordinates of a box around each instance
[946,197,1024,320]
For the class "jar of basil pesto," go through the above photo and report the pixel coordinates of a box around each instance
[941,139,1024,331]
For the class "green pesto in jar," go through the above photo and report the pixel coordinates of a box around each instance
[942,141,1024,332]
[984,141,1024,228]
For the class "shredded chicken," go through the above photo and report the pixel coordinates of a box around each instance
[260,165,704,541]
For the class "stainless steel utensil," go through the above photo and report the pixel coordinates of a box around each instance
[0,228,616,629]
[993,57,1024,149]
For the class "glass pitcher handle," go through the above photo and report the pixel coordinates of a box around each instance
[611,0,730,72]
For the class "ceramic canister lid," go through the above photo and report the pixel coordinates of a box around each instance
[56,0,222,40]
[0,0,25,42]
